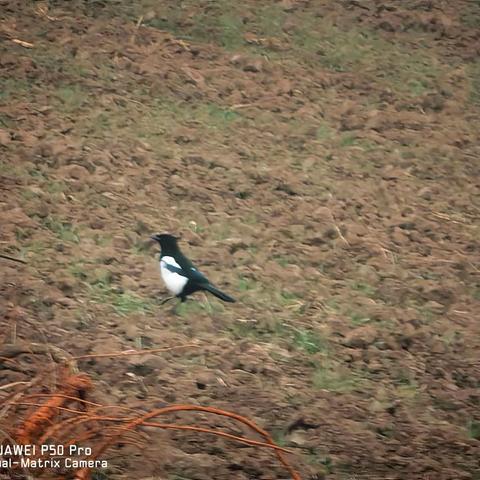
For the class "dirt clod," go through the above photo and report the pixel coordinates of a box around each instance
[343,325,378,348]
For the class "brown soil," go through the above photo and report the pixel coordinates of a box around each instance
[1,1,479,479]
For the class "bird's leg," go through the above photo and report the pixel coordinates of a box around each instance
[169,295,188,315]
[159,296,175,305]
[201,292,212,313]
[171,298,184,315]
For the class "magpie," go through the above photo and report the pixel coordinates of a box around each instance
[151,233,236,304]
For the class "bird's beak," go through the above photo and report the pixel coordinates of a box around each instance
[150,234,159,242]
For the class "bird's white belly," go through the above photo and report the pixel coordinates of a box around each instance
[160,256,188,296]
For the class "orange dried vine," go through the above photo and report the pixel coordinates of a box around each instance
[14,372,92,444]
[73,404,301,480]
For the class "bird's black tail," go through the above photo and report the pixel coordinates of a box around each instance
[202,283,236,303]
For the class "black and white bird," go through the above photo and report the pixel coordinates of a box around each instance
[151,233,236,304]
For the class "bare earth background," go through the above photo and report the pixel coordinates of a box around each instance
[1,0,479,479]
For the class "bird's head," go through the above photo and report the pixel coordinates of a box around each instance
[150,233,179,253]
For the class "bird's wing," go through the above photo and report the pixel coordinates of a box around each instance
[161,255,209,284]
[175,254,210,284]
[186,266,210,284]
[162,260,184,276]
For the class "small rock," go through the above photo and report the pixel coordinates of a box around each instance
[124,323,140,341]
[345,348,364,362]
[229,54,244,65]
[381,165,404,180]
[430,339,447,354]
[367,359,383,373]
[348,223,368,237]
[173,128,196,144]
[305,235,327,246]
[35,202,50,218]
[418,187,433,200]
[343,325,377,348]
[195,372,217,390]
[44,292,76,307]
[224,237,249,254]
[58,164,90,180]
[391,227,409,245]
[56,275,77,295]
[286,430,308,446]
[121,275,138,290]
[282,18,298,33]
[340,115,364,131]
[129,361,155,377]
[89,219,105,229]
[398,221,416,230]
[366,112,387,131]
[280,0,296,12]
[276,78,292,94]
[422,94,445,112]
[57,297,76,307]
[323,226,339,240]
[243,59,263,73]
[112,235,131,250]
[143,10,156,21]
[378,20,396,32]
[369,399,385,413]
